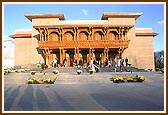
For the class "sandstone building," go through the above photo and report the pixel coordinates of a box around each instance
[10,13,158,70]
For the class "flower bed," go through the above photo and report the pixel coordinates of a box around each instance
[4,69,11,75]
[28,78,55,84]
[111,74,145,83]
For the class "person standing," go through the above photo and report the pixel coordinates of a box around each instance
[63,58,67,67]
[53,58,57,68]
[125,57,128,66]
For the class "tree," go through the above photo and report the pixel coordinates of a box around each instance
[154,50,164,69]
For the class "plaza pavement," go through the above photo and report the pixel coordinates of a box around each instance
[3,71,165,112]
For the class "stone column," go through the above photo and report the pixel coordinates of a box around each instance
[43,48,51,65]
[59,48,63,66]
[77,47,80,64]
[103,27,107,40]
[118,47,124,58]
[125,27,129,40]
[43,28,48,41]
[38,28,44,41]
[74,47,77,61]
[89,48,93,60]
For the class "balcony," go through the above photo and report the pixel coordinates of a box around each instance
[38,40,130,49]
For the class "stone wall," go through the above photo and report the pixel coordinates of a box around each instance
[14,38,31,66]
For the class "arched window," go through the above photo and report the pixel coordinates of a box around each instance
[78,31,88,40]
[108,31,118,40]
[63,32,74,41]
[48,32,59,41]
[94,31,103,40]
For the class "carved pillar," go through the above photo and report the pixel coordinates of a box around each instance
[73,27,78,41]
[43,28,49,41]
[58,27,63,41]
[42,48,52,65]
[74,47,77,61]
[118,47,124,58]
[121,27,125,40]
[92,48,95,59]
[88,27,92,40]
[89,48,92,60]
[103,27,107,40]
[118,27,122,40]
[59,48,64,66]
[103,47,109,64]
[125,27,129,40]
[77,47,80,64]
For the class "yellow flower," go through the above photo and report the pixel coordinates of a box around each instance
[52,70,59,74]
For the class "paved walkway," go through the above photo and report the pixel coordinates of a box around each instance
[4,71,164,84]
[3,71,165,112]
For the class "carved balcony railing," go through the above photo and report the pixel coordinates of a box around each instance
[38,40,130,49]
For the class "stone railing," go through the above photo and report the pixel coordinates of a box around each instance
[38,40,130,49]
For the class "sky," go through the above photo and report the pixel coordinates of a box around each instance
[3,2,165,52]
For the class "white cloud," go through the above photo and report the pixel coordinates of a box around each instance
[82,9,88,16]
[157,20,164,25]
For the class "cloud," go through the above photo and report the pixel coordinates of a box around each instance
[157,20,164,25]
[82,9,88,16]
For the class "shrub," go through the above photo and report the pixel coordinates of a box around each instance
[138,76,145,82]
[30,71,36,75]
[15,69,19,73]
[161,68,164,73]
[28,79,34,84]
[112,76,125,83]
[28,78,55,84]
[43,78,55,84]
[111,74,145,83]
[4,70,8,75]
[89,70,94,74]
[126,77,134,82]
[52,70,59,74]
[20,69,25,73]
[36,63,41,68]
[76,70,82,75]
[4,69,12,75]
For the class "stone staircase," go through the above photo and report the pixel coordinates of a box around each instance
[100,66,147,72]
[43,66,147,73]
[45,67,87,73]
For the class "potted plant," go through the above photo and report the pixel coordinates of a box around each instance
[4,70,8,75]
[76,70,82,75]
[36,63,41,68]
[161,68,164,73]
[52,70,59,74]
[137,76,145,82]
[89,69,94,74]
[30,71,36,75]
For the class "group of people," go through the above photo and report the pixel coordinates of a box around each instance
[52,58,67,68]
[38,56,129,73]
[117,57,129,72]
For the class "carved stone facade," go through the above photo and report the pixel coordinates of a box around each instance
[10,13,157,70]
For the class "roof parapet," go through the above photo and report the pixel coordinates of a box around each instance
[101,12,142,20]
[25,14,65,22]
